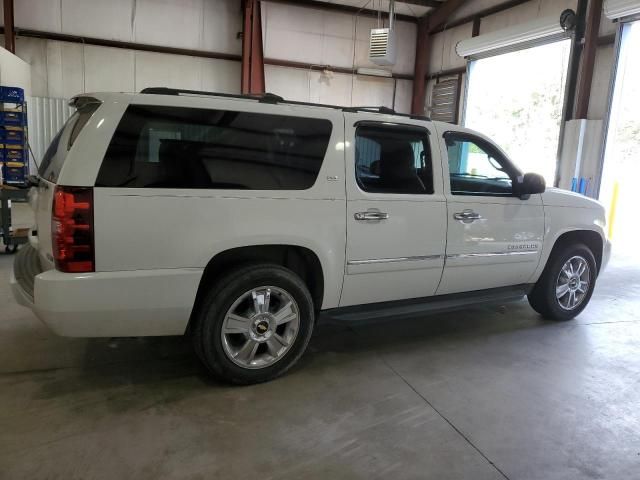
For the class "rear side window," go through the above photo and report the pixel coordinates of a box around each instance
[39,101,100,182]
[96,105,333,190]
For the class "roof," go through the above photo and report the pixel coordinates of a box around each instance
[73,87,432,123]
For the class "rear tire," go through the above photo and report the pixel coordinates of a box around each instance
[192,264,315,384]
[528,243,597,321]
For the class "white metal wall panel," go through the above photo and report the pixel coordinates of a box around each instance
[27,97,74,173]
[134,51,202,91]
[589,46,616,119]
[61,0,134,41]
[262,1,416,75]
[12,0,241,55]
[200,59,241,94]
[14,37,48,96]
[15,36,241,99]
[479,0,576,35]
[133,0,202,50]
[394,79,413,114]
[264,65,411,113]
[604,0,640,19]
[202,0,243,55]
[83,45,135,93]
[13,0,62,32]
[351,76,395,108]
[428,23,473,73]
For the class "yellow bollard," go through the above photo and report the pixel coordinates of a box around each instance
[608,181,620,240]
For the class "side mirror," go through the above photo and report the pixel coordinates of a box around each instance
[514,172,546,199]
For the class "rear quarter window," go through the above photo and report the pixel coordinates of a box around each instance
[38,101,100,182]
[96,105,333,190]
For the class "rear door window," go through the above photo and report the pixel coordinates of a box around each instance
[96,106,333,190]
[355,124,433,194]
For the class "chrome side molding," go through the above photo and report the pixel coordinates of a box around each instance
[347,255,443,265]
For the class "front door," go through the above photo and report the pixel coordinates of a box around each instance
[435,126,545,295]
[340,113,447,307]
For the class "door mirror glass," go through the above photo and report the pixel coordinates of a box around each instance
[515,172,546,198]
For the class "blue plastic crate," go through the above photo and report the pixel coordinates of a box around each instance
[3,147,26,163]
[0,111,25,126]
[1,129,24,145]
[0,86,25,103]
[3,162,28,185]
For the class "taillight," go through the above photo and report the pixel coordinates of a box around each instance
[52,186,94,273]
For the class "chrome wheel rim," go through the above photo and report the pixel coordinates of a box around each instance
[221,286,300,369]
[556,256,590,311]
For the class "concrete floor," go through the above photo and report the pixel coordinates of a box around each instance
[1,204,640,479]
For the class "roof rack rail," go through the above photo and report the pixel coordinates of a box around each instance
[343,106,396,115]
[344,106,430,121]
[139,87,430,121]
[140,87,284,104]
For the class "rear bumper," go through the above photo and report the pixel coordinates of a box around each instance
[11,246,203,337]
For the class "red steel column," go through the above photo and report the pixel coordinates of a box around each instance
[4,0,15,54]
[411,16,430,115]
[574,0,603,119]
[241,0,265,95]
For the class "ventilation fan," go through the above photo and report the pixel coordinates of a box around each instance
[369,0,396,66]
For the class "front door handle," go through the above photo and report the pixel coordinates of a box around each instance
[354,211,389,221]
[453,209,482,223]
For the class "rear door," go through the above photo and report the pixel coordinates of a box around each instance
[435,124,544,295]
[340,113,447,307]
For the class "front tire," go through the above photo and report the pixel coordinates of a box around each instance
[528,243,597,321]
[192,264,315,384]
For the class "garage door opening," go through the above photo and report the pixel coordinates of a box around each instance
[599,20,640,261]
[464,39,571,185]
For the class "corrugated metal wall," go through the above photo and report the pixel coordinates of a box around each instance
[27,97,73,173]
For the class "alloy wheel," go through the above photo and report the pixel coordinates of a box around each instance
[220,286,300,369]
[555,255,591,311]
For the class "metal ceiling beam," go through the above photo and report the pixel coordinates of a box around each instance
[575,0,603,119]
[396,0,443,7]
[4,27,241,62]
[263,0,418,23]
[3,0,15,53]
[411,0,469,114]
[242,0,266,95]
[427,0,469,32]
[563,0,588,123]
[429,0,531,33]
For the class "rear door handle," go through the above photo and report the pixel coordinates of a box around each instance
[453,209,482,223]
[354,211,389,221]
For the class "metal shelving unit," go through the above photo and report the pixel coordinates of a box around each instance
[0,86,30,253]
[0,86,29,186]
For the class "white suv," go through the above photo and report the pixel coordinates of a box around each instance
[11,88,612,384]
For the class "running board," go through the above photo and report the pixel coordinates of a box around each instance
[321,284,533,324]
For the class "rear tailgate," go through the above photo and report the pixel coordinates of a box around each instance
[34,99,101,270]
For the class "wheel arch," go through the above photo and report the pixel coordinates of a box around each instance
[545,229,604,275]
[189,244,325,328]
